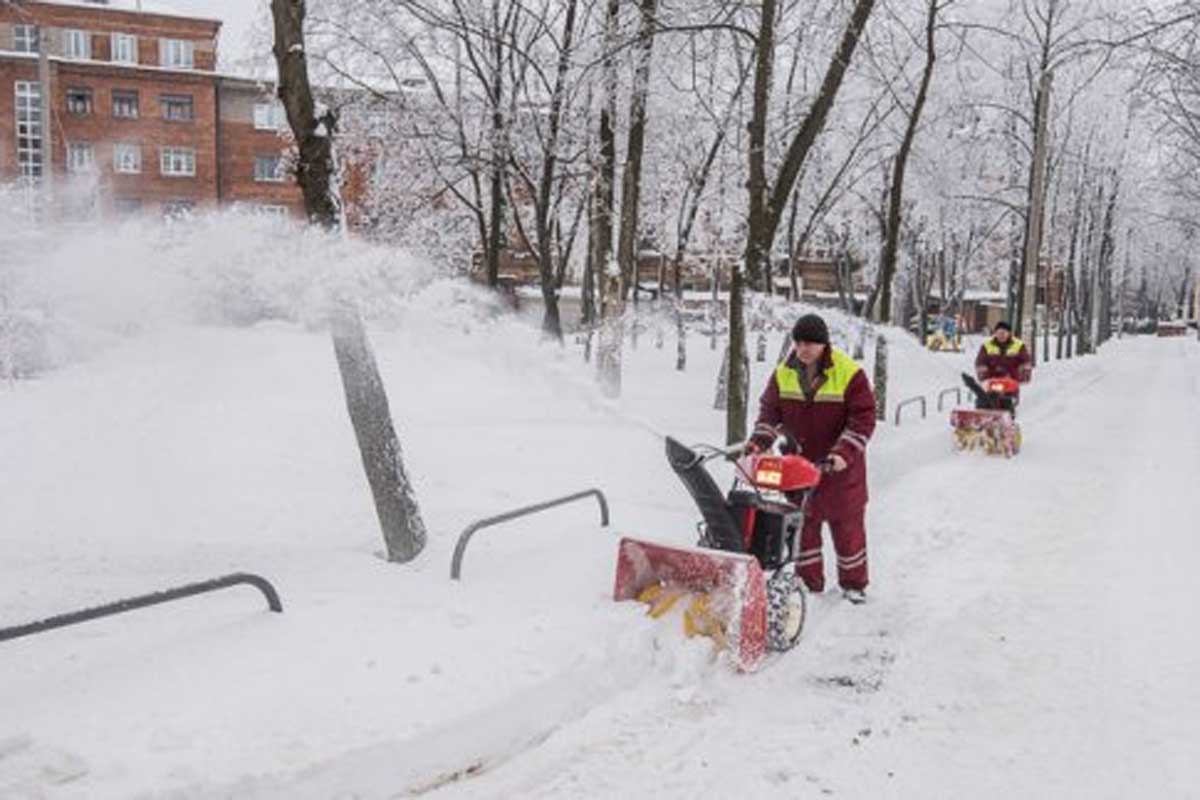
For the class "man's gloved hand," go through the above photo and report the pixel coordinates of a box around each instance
[742,440,763,456]
[828,454,848,472]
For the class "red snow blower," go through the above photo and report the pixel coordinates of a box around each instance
[613,427,825,671]
[951,373,1022,457]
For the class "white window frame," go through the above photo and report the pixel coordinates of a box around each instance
[63,29,91,60]
[111,33,138,64]
[14,25,39,54]
[159,38,194,69]
[67,142,95,173]
[113,142,142,174]
[160,146,196,177]
[160,94,194,122]
[253,102,286,131]
[112,90,139,119]
[14,81,42,179]
[253,155,285,183]
[66,87,93,115]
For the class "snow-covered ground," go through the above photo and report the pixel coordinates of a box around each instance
[2,236,1198,797]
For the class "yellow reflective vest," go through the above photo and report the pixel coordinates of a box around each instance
[983,337,1025,356]
[775,347,862,403]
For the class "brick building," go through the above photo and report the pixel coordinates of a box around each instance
[0,0,304,219]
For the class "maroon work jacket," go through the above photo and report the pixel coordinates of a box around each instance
[975,337,1032,384]
[753,347,876,519]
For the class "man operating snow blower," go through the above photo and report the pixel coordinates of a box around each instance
[749,314,876,604]
[974,321,1032,398]
[952,320,1033,457]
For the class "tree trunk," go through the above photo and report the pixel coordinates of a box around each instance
[873,334,888,422]
[1017,69,1054,338]
[1096,180,1118,346]
[582,191,596,328]
[726,261,747,444]
[617,0,659,301]
[876,0,939,324]
[594,0,622,396]
[745,0,777,294]
[486,27,506,290]
[271,0,425,563]
[531,0,578,340]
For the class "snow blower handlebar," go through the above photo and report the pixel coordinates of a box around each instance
[691,426,835,475]
[682,425,795,466]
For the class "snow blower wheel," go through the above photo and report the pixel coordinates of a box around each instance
[766,572,806,651]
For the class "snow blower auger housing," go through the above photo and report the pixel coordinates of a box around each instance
[951,373,1022,457]
[613,429,823,671]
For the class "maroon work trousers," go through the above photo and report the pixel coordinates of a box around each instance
[795,506,868,592]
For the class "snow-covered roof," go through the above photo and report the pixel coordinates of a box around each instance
[962,289,1006,301]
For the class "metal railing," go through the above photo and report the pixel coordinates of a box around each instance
[451,489,610,580]
[894,395,927,425]
[937,386,962,412]
[0,572,283,644]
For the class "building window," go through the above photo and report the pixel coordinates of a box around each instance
[253,102,286,131]
[159,38,194,68]
[160,146,196,177]
[113,143,142,174]
[14,82,42,179]
[66,87,94,115]
[111,33,138,64]
[112,90,139,119]
[160,94,194,122]
[67,142,95,173]
[254,155,285,183]
[63,29,91,59]
[14,25,39,54]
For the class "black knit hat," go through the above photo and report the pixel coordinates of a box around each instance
[791,313,830,345]
[993,320,1012,333]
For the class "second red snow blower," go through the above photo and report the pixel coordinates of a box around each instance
[613,427,826,671]
[951,373,1022,457]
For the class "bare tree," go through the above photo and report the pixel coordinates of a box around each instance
[874,0,944,323]
[594,0,623,397]
[271,0,426,563]
[616,0,660,301]
[729,0,877,443]
[504,0,582,340]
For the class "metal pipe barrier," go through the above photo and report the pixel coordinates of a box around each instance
[894,395,927,426]
[451,489,610,580]
[0,572,283,644]
[937,386,962,412]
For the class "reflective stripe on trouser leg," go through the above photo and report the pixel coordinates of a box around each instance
[798,515,826,591]
[829,506,868,591]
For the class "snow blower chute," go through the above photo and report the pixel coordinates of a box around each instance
[614,429,824,671]
[951,373,1022,456]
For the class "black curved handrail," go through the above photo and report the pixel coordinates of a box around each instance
[894,395,928,425]
[0,572,283,644]
[450,489,610,580]
[937,386,962,412]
